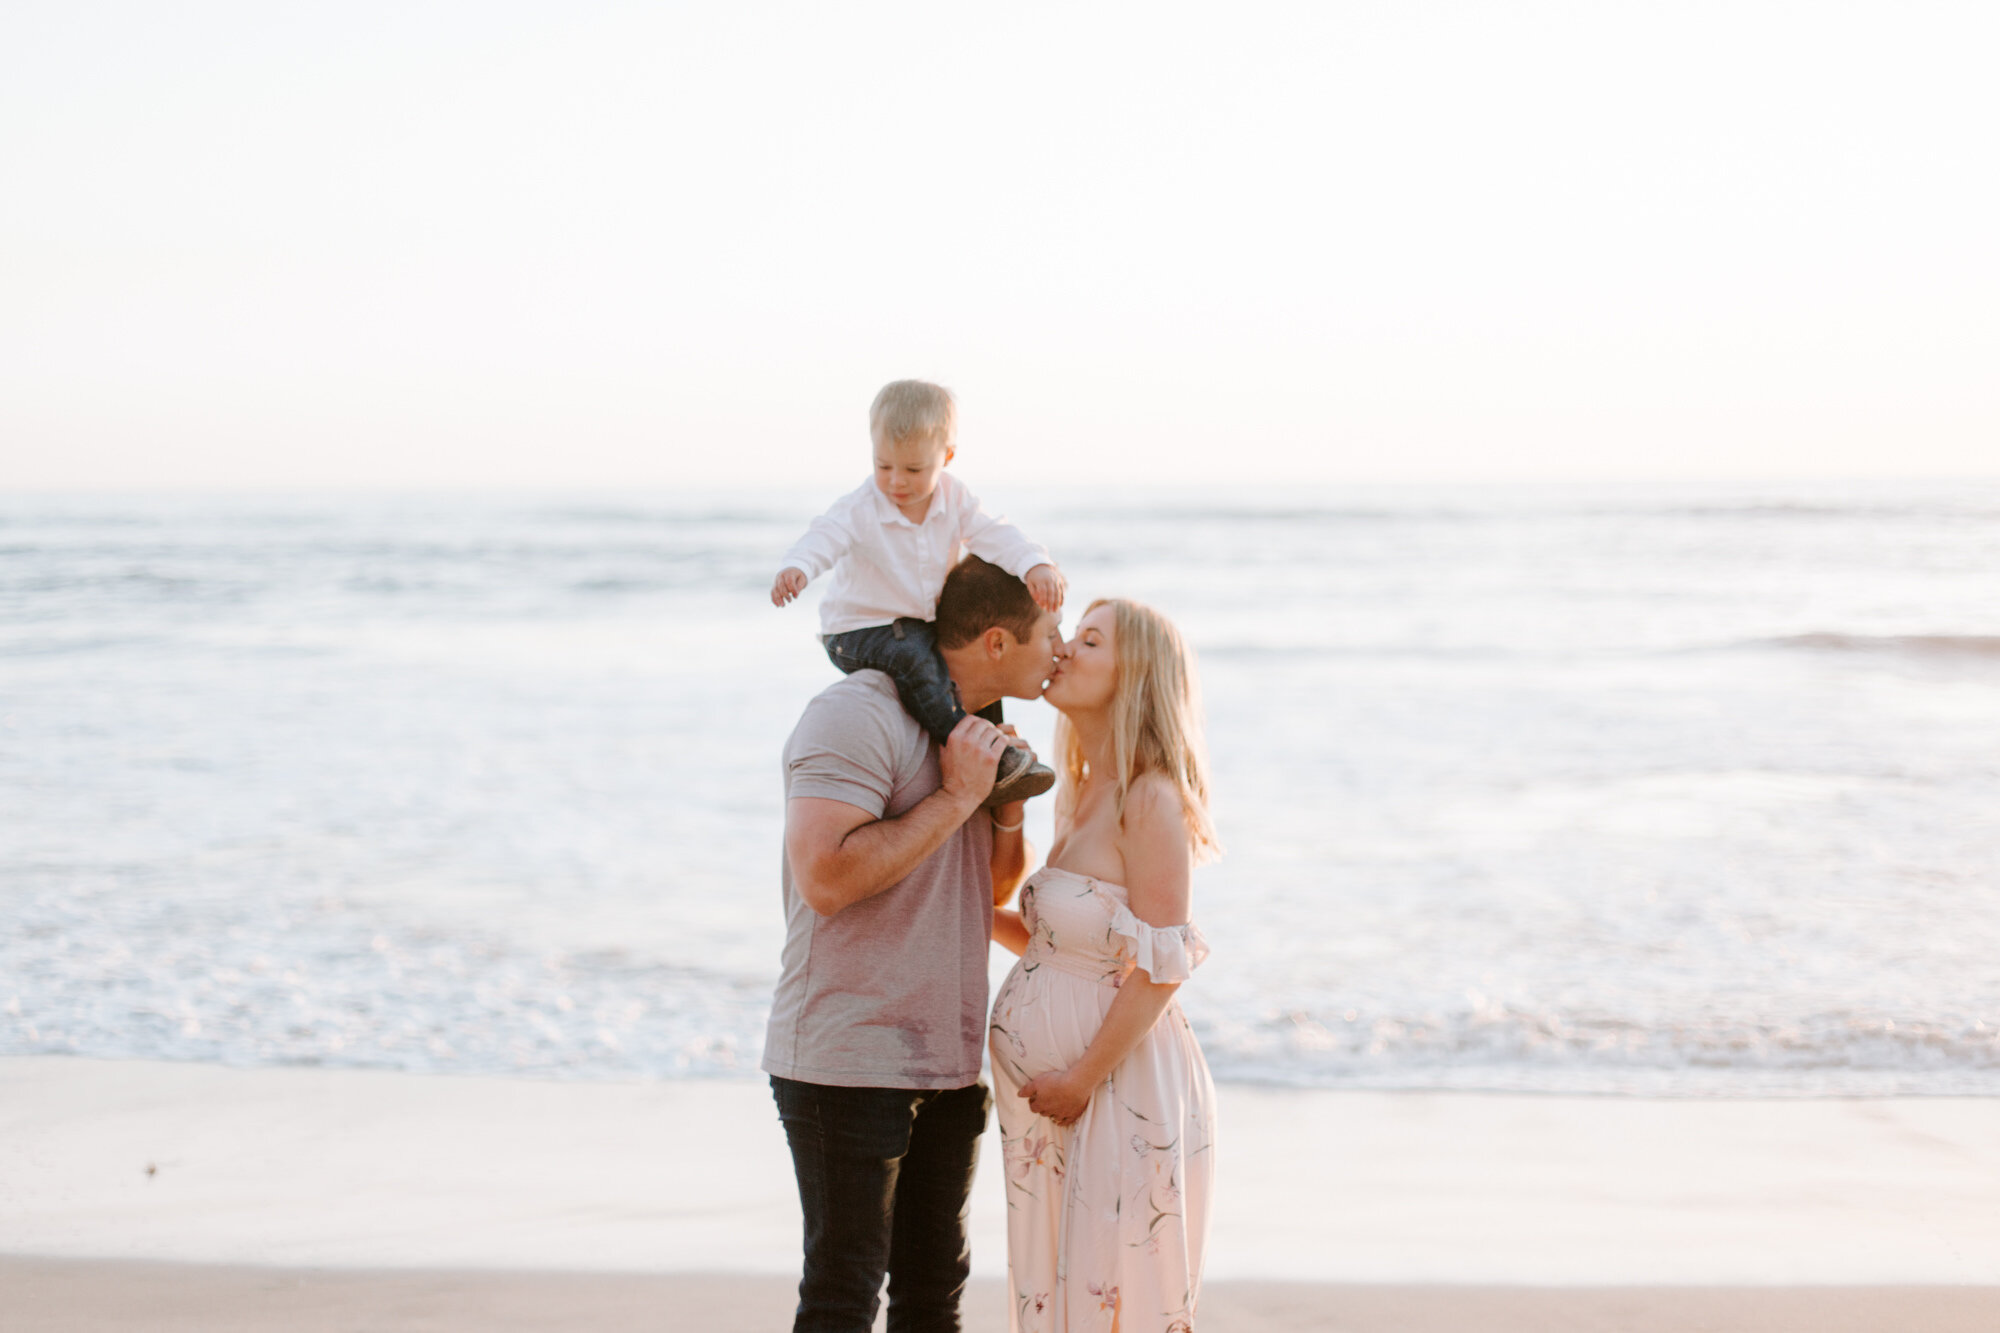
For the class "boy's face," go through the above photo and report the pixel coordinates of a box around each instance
[873,434,954,520]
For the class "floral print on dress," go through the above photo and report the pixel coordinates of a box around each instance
[990,866,1216,1332]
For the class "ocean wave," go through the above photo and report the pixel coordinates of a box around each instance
[1758,633,2000,660]
[1043,499,2000,525]
[1048,506,1478,526]
[1193,1005,2000,1096]
[528,505,807,529]
[1602,502,2000,520]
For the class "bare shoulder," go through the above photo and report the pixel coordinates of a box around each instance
[1121,772,1185,834]
[1118,772,1192,924]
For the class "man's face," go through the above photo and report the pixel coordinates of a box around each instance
[999,609,1064,699]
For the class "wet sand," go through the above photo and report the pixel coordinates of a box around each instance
[8,1261,2000,1333]
[5,1056,1999,1329]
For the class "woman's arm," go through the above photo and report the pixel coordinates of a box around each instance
[1017,776,1193,1124]
[1019,975,1179,1124]
[992,907,1031,956]
[987,745,1032,905]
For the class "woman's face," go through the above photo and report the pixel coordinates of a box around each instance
[1044,604,1116,714]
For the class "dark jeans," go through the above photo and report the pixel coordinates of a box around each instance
[824,620,1002,744]
[771,1076,991,1333]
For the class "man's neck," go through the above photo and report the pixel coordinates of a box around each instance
[939,648,996,717]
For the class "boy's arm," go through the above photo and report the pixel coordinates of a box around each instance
[774,494,863,596]
[954,481,1055,585]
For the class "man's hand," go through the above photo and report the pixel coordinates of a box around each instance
[939,714,1009,809]
[771,568,809,607]
[1024,563,1066,615]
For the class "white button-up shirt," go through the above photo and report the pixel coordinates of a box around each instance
[781,473,1052,636]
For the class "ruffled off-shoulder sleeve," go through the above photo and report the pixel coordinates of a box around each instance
[1107,903,1211,983]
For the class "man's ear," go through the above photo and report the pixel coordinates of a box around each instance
[983,625,1014,660]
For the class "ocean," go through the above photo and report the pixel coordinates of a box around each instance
[4,481,1998,1095]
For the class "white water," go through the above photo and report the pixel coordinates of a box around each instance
[5,480,1998,1093]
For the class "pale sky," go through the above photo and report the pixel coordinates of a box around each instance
[2,1,1995,490]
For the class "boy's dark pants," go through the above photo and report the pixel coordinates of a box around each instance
[771,1076,991,1333]
[824,620,1003,738]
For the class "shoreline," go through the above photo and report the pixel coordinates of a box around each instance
[6,1054,2000,1287]
[9,1262,2000,1333]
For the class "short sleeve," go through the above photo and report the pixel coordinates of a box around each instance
[784,676,905,817]
[1106,903,1210,983]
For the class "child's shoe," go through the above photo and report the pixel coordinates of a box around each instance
[985,745,1055,808]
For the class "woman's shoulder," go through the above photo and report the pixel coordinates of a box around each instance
[1116,773,1194,921]
[1123,771,1184,821]
[1119,773,1193,857]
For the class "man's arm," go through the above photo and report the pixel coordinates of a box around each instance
[785,714,1009,916]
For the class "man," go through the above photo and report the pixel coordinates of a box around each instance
[764,555,1063,1333]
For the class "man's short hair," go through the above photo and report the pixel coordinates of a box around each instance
[935,556,1041,649]
[870,380,957,450]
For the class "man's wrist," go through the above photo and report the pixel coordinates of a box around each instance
[933,780,987,823]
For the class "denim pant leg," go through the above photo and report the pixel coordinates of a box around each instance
[884,1082,990,1333]
[770,1077,987,1333]
[823,621,966,745]
[772,1077,904,1333]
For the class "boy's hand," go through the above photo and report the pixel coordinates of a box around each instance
[1024,563,1066,615]
[771,568,809,607]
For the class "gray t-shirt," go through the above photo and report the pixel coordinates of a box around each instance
[761,670,994,1090]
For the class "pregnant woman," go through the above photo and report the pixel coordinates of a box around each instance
[990,598,1222,1333]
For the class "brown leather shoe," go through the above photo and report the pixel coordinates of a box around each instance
[984,746,1055,808]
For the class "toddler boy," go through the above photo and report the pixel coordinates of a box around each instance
[771,380,1064,806]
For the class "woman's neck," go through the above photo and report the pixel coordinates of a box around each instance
[1065,708,1115,781]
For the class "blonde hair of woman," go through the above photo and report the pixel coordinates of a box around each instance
[1050,597,1222,864]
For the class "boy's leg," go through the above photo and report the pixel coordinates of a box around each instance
[882,1082,990,1333]
[771,1077,918,1333]
[824,621,965,745]
[824,624,907,679]
[827,624,1047,804]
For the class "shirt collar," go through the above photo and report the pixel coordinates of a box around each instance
[870,481,945,528]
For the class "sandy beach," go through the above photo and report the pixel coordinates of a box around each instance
[11,1261,2000,1333]
[5,1056,2000,1329]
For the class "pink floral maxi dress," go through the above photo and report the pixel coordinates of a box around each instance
[988,866,1216,1333]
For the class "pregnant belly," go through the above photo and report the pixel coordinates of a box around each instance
[989,961,1114,1085]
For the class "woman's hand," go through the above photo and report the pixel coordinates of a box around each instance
[1018,1067,1093,1126]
